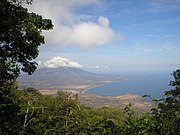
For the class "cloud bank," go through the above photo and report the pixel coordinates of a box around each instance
[43,56,83,68]
[25,0,116,48]
[58,20,114,48]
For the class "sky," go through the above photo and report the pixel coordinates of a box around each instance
[25,0,180,73]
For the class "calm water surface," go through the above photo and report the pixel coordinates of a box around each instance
[85,71,173,98]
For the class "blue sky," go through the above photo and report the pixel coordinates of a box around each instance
[26,0,180,73]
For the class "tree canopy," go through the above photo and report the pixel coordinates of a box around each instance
[0,0,53,81]
[0,1,53,134]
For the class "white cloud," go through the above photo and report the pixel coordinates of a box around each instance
[95,65,100,69]
[43,56,83,68]
[25,0,116,48]
[45,17,115,48]
[70,22,114,47]
[98,16,109,27]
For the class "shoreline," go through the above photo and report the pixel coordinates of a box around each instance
[81,81,118,95]
[81,78,128,95]
[39,78,126,96]
[81,84,104,94]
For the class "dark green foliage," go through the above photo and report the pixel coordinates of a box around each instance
[0,0,53,81]
[150,69,180,134]
[14,90,80,134]
[0,82,22,134]
[0,0,53,134]
[15,90,125,135]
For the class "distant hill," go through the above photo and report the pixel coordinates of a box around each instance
[18,67,122,90]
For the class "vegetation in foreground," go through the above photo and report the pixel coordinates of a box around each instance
[0,69,180,135]
[0,0,180,134]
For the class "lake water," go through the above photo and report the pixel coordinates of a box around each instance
[85,71,173,99]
